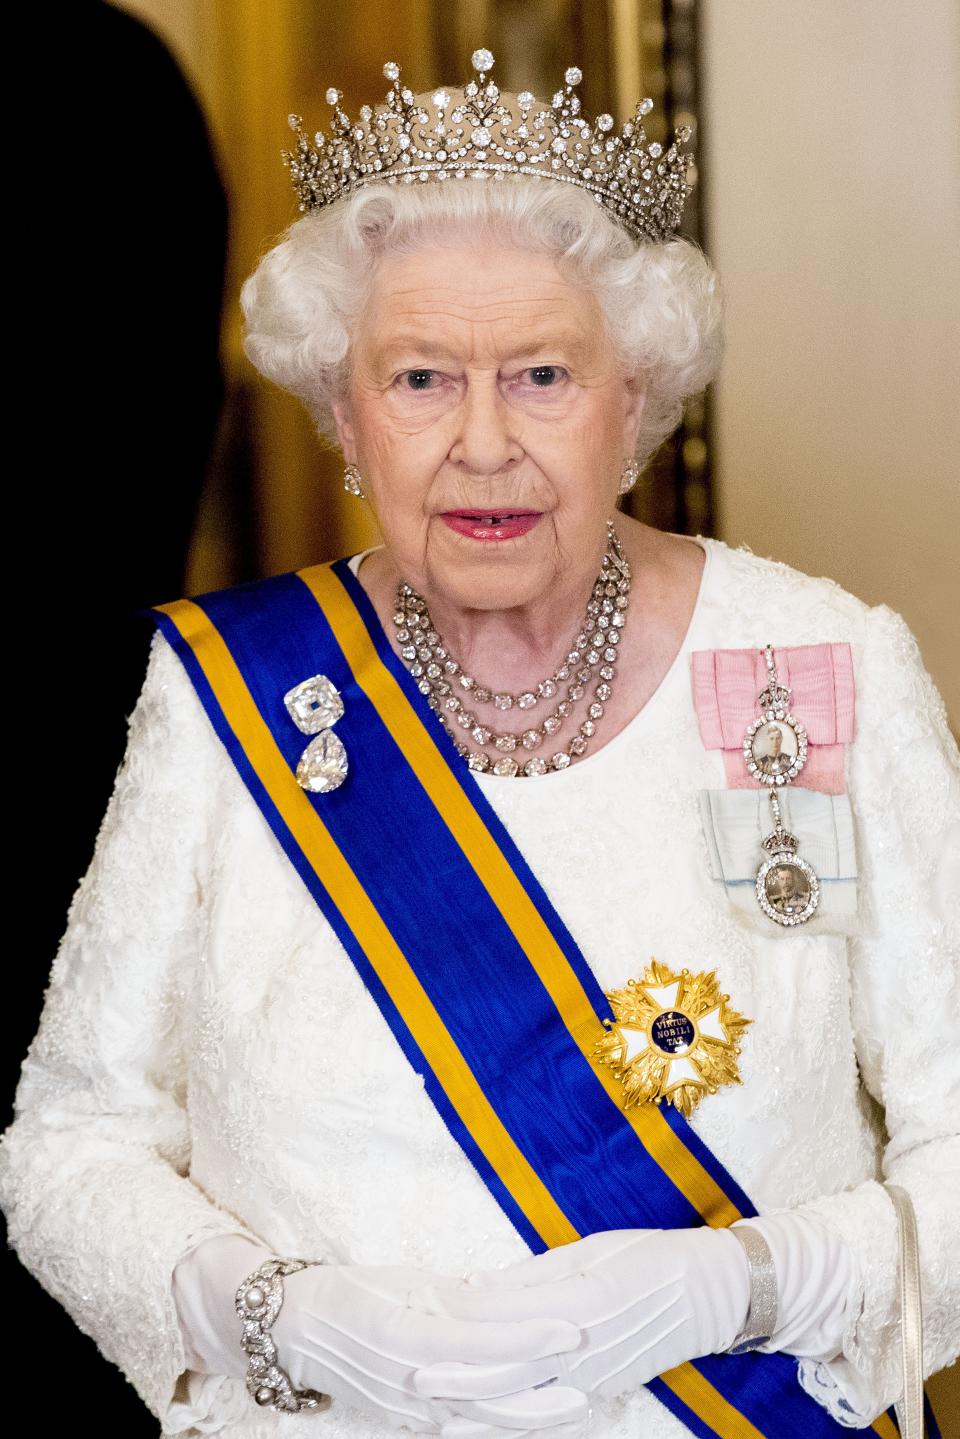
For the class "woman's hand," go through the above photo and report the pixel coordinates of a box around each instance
[272,1260,586,1434]
[410,1228,752,1404]
[173,1233,586,1435]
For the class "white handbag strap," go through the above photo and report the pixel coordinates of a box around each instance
[884,1182,925,1439]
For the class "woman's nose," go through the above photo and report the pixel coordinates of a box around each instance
[448,375,524,475]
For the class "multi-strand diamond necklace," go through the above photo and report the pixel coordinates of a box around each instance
[392,520,631,776]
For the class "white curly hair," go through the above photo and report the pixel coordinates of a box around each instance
[240,169,724,470]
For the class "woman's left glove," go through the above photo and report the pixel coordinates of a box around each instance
[410,1227,751,1404]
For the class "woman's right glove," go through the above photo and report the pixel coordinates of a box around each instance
[173,1233,587,1436]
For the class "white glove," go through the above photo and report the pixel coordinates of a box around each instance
[173,1233,587,1435]
[411,1226,750,1404]
[730,1211,856,1360]
[411,1214,856,1405]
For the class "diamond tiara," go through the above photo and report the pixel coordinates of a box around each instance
[282,47,694,244]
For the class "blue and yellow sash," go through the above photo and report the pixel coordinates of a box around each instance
[142,557,938,1439]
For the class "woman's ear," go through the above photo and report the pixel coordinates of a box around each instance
[331,396,357,464]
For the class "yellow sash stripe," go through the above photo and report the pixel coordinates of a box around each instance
[661,1371,899,1439]
[300,563,742,1230]
[660,1364,769,1439]
[154,597,578,1248]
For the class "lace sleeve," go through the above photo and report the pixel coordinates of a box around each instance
[785,605,960,1426]
[0,628,265,1434]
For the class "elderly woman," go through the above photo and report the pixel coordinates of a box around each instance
[1,48,957,1439]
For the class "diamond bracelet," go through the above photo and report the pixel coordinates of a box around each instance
[235,1256,331,1413]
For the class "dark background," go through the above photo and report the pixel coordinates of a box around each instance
[8,6,228,1427]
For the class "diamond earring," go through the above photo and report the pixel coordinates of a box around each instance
[618,460,640,496]
[343,464,365,498]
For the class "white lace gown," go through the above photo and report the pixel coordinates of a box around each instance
[1,537,958,1438]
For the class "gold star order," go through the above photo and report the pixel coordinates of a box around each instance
[594,959,752,1117]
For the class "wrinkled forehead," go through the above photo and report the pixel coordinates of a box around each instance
[355,244,608,364]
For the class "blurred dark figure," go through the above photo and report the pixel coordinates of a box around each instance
[9,3,228,1429]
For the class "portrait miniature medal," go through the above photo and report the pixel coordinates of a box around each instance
[755,791,821,927]
[594,959,751,1117]
[743,645,808,786]
[744,645,821,925]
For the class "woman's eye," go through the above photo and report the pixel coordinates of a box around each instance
[523,365,566,387]
[401,370,437,391]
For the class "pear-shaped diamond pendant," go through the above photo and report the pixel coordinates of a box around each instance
[295,729,348,793]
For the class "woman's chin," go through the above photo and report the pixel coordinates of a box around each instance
[426,521,557,610]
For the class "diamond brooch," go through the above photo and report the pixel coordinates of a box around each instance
[283,674,349,793]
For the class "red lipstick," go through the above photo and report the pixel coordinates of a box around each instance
[440,509,542,542]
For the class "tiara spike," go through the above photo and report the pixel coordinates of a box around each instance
[282,48,693,243]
